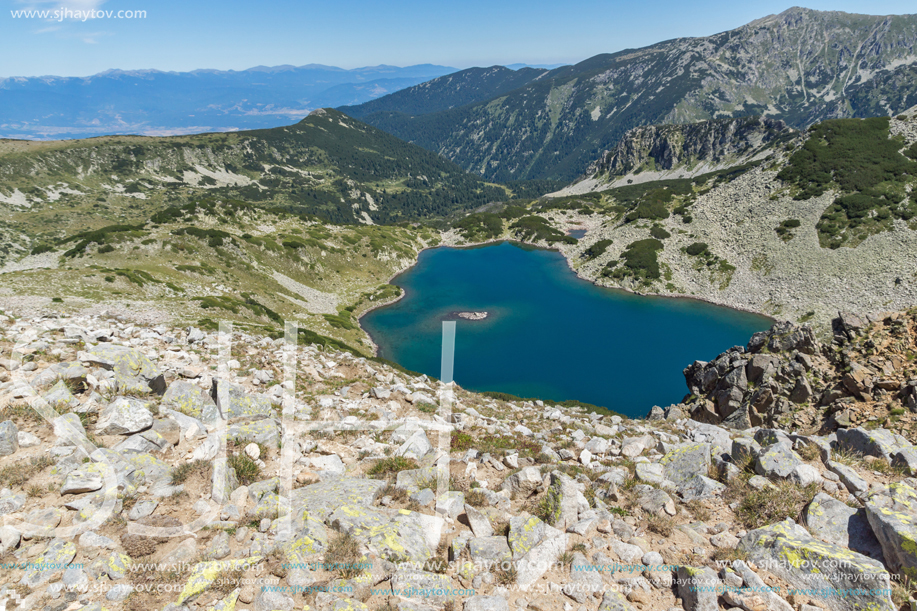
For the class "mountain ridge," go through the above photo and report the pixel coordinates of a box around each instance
[344,7,917,181]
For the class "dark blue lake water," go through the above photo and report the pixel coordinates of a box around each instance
[361,242,771,417]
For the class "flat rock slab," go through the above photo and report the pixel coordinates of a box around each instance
[805,492,884,561]
[211,379,272,421]
[865,482,917,577]
[228,419,280,446]
[738,518,894,611]
[96,397,154,435]
[468,535,513,566]
[291,477,386,522]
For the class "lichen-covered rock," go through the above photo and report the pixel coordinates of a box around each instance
[227,419,279,446]
[82,343,166,394]
[162,380,220,423]
[178,557,261,604]
[542,471,589,529]
[291,477,386,522]
[61,463,106,495]
[805,492,884,560]
[865,482,917,578]
[43,379,81,410]
[211,378,272,421]
[661,442,711,485]
[677,475,725,501]
[754,442,803,479]
[0,420,19,456]
[508,515,546,557]
[468,535,512,566]
[95,396,154,435]
[597,589,636,611]
[738,518,894,611]
[836,427,903,461]
[515,530,567,588]
[21,538,76,587]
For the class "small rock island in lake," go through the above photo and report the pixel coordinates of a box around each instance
[456,311,488,320]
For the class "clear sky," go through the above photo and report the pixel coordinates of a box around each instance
[2,0,916,77]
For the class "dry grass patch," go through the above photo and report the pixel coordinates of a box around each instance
[170,459,212,485]
[729,480,819,531]
[0,455,54,488]
[646,513,676,536]
[324,531,362,579]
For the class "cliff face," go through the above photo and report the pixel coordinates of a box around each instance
[588,116,794,180]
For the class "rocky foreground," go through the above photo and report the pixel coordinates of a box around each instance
[1,312,917,611]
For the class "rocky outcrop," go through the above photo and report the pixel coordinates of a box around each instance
[678,311,917,432]
[588,116,792,181]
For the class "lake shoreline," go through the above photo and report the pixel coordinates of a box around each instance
[357,237,777,358]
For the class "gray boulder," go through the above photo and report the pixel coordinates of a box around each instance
[501,466,543,498]
[738,519,894,611]
[162,380,220,423]
[544,471,589,529]
[507,515,546,557]
[835,427,902,461]
[43,379,81,410]
[805,492,884,561]
[0,420,19,456]
[660,442,710,485]
[82,344,166,394]
[675,566,719,611]
[754,443,803,479]
[864,482,917,577]
[677,475,725,501]
[463,504,493,537]
[211,379,272,421]
[96,397,153,435]
[468,536,512,566]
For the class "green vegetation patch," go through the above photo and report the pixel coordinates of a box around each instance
[453,212,503,241]
[582,239,613,261]
[509,216,576,244]
[602,238,664,283]
[173,227,234,247]
[776,117,917,248]
[775,218,801,241]
[60,223,147,258]
[194,293,281,324]
[685,242,708,256]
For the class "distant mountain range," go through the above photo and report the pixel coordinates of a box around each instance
[342,8,917,181]
[0,63,457,139]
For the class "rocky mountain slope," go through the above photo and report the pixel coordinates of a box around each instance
[341,67,548,119]
[573,116,795,191]
[347,7,917,181]
[2,310,917,611]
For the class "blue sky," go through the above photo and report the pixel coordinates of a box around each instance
[2,0,916,77]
